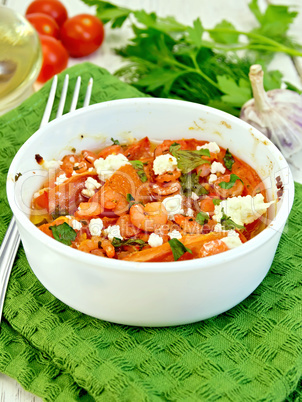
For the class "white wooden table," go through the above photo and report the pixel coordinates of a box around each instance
[1,0,301,400]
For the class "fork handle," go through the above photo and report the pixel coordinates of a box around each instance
[0,218,20,321]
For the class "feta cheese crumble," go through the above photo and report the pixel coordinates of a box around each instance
[162,194,184,218]
[196,142,220,154]
[89,218,104,236]
[209,174,217,184]
[43,160,63,170]
[103,225,123,241]
[211,161,225,174]
[153,154,178,175]
[94,154,130,181]
[55,173,67,185]
[168,230,182,240]
[148,233,163,247]
[186,208,194,217]
[221,231,242,249]
[213,194,274,226]
[71,219,82,231]
[191,192,199,201]
[82,177,101,198]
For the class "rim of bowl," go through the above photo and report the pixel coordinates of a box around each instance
[7,98,295,274]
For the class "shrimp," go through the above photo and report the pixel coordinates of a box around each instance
[196,163,211,177]
[199,197,216,214]
[100,239,115,258]
[60,154,80,176]
[199,239,229,258]
[130,202,168,232]
[152,181,181,196]
[78,236,101,253]
[78,236,115,258]
[99,188,128,215]
[73,161,88,174]
[82,150,98,164]
[116,214,140,238]
[155,169,181,183]
[174,214,203,234]
[154,140,174,157]
[76,202,102,218]
[214,174,244,198]
[98,145,123,159]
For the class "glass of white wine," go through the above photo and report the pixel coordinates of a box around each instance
[0,6,42,114]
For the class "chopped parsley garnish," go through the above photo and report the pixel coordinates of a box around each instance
[50,207,69,220]
[180,172,208,197]
[220,209,245,231]
[218,174,243,190]
[223,149,235,170]
[112,237,146,250]
[169,144,210,174]
[50,222,77,246]
[111,137,120,145]
[126,193,135,202]
[130,160,148,182]
[195,211,209,225]
[126,193,144,208]
[168,238,193,261]
[212,198,222,205]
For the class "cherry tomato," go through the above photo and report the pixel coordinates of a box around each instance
[37,35,69,83]
[26,13,60,38]
[60,14,105,58]
[26,0,68,27]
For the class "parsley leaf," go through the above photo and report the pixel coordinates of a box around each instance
[50,222,77,246]
[179,172,208,197]
[223,149,235,170]
[168,238,193,261]
[111,137,120,145]
[218,174,243,190]
[126,193,135,202]
[216,75,251,108]
[212,198,222,206]
[195,211,209,225]
[130,160,148,182]
[209,20,239,44]
[112,237,146,250]
[220,210,245,231]
[249,0,298,41]
[169,144,210,174]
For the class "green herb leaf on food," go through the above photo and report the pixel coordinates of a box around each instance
[223,148,235,170]
[195,211,209,225]
[221,209,245,231]
[169,144,210,174]
[168,238,193,261]
[112,237,146,250]
[218,174,243,190]
[212,198,222,206]
[130,160,148,182]
[180,172,208,197]
[111,137,120,145]
[50,222,77,246]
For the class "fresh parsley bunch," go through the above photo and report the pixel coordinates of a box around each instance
[82,0,302,116]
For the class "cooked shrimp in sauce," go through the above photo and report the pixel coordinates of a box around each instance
[31,137,274,262]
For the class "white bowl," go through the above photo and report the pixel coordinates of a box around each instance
[7,98,294,326]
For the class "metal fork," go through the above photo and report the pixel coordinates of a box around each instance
[0,74,93,323]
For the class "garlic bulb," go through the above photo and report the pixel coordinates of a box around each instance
[240,64,302,158]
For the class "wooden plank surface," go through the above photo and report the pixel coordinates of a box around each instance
[1,0,301,400]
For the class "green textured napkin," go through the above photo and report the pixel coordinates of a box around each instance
[0,62,301,402]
